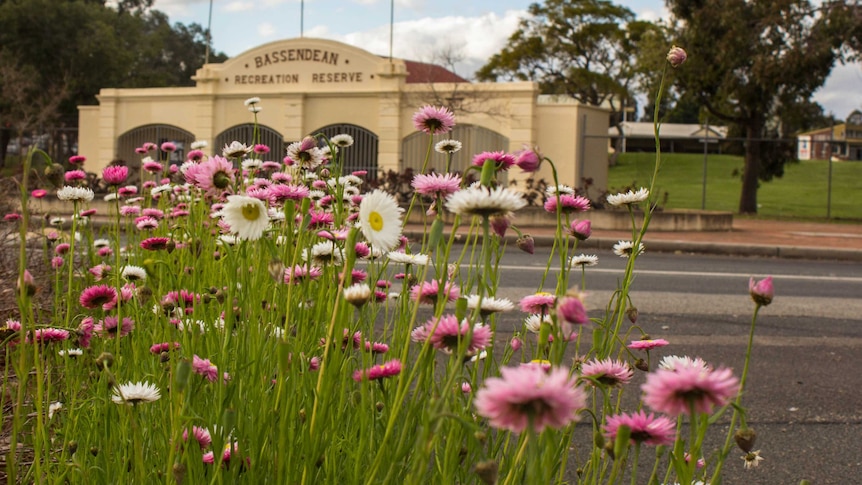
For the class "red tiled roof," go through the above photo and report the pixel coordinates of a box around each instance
[403,60,469,84]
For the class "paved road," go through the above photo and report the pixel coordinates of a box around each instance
[461,249,862,484]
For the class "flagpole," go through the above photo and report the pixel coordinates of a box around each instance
[388,0,394,63]
[301,0,305,37]
[204,0,214,64]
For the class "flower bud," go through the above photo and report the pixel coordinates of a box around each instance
[515,146,541,172]
[516,235,535,255]
[626,307,638,324]
[67,441,78,455]
[474,460,498,485]
[95,352,114,369]
[634,358,649,372]
[749,276,773,306]
[489,214,511,238]
[667,45,687,68]
[510,337,522,351]
[570,219,592,241]
[734,428,757,453]
[18,269,37,297]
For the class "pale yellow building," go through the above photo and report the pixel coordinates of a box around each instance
[78,37,609,193]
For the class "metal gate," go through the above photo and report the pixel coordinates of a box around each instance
[117,124,195,183]
[401,124,509,180]
[214,124,285,160]
[309,124,378,180]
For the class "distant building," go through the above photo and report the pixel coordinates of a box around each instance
[608,121,728,153]
[796,111,862,161]
[77,37,610,191]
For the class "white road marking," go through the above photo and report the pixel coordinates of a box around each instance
[496,265,862,283]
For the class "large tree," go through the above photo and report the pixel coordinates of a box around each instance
[669,0,859,214]
[0,0,226,167]
[476,0,660,127]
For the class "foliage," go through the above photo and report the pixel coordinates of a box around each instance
[476,0,661,119]
[668,0,860,213]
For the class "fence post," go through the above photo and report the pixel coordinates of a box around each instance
[827,120,834,219]
[701,117,709,210]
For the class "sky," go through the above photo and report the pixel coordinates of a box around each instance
[153,0,861,120]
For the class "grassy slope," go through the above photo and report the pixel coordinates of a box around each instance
[608,152,862,220]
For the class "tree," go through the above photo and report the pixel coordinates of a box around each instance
[668,0,859,214]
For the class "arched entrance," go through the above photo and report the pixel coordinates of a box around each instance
[309,123,378,180]
[214,124,286,160]
[401,124,509,178]
[117,124,195,183]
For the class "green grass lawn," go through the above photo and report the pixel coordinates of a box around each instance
[608,152,862,220]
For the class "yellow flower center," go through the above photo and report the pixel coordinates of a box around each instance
[241,203,261,221]
[368,211,384,231]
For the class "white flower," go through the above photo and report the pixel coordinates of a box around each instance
[121,265,147,282]
[179,161,198,175]
[190,140,208,150]
[58,348,83,357]
[612,241,645,258]
[331,134,354,147]
[151,184,173,196]
[343,283,372,306]
[57,186,94,202]
[93,238,110,248]
[103,193,118,202]
[220,195,270,241]
[48,402,63,419]
[241,158,263,171]
[338,175,363,187]
[445,186,527,217]
[545,185,575,196]
[112,381,161,405]
[303,241,344,265]
[742,450,764,469]
[658,355,710,372]
[606,187,649,207]
[386,251,428,266]
[223,141,252,158]
[524,314,552,333]
[243,97,260,106]
[50,217,66,227]
[248,105,262,113]
[434,139,462,154]
[466,295,515,314]
[569,254,599,267]
[359,190,403,252]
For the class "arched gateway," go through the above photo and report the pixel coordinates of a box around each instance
[78,38,609,191]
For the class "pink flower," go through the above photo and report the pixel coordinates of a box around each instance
[749,276,773,306]
[182,426,212,449]
[64,170,86,182]
[519,292,556,314]
[51,256,64,269]
[410,315,493,355]
[570,219,592,240]
[149,342,180,354]
[95,316,135,338]
[544,194,591,214]
[193,355,219,382]
[515,147,542,172]
[628,338,669,351]
[283,265,322,284]
[102,165,129,185]
[603,410,676,446]
[68,155,86,165]
[79,285,118,309]
[55,243,71,255]
[556,295,589,328]
[31,189,47,199]
[412,105,456,135]
[27,328,70,344]
[580,358,633,387]
[253,144,270,154]
[142,160,163,173]
[140,237,171,251]
[510,337,522,351]
[185,156,235,195]
[353,359,402,382]
[267,184,309,205]
[4,213,20,222]
[160,142,177,152]
[118,185,138,196]
[642,365,739,416]
[187,150,205,162]
[472,151,516,171]
[80,208,97,217]
[77,317,94,348]
[411,173,462,197]
[409,280,460,305]
[142,142,158,152]
[667,45,687,68]
[474,365,586,433]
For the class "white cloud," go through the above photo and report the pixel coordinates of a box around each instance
[814,62,862,118]
[223,1,254,13]
[258,22,276,37]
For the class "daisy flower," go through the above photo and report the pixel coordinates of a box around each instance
[412,105,456,135]
[603,410,676,446]
[223,141,252,159]
[353,359,402,382]
[658,355,710,372]
[434,139,462,154]
[543,194,591,213]
[465,295,515,315]
[474,365,586,433]
[410,315,493,355]
[220,195,269,240]
[303,241,344,265]
[523,314,552,333]
[445,186,526,217]
[613,241,645,258]
[343,283,372,307]
[519,292,556,314]
[79,285,118,309]
[286,137,324,170]
[331,134,354,147]
[57,186,94,202]
[569,254,598,267]
[387,251,429,266]
[112,381,161,405]
[358,189,403,252]
[606,187,649,207]
[642,365,739,416]
[580,358,633,387]
[411,173,462,197]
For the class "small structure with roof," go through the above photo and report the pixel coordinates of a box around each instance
[609,121,728,153]
[796,111,862,161]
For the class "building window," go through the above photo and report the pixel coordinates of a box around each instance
[117,124,195,183]
[308,123,379,180]
[215,124,285,161]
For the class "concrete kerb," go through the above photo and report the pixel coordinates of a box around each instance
[403,230,862,262]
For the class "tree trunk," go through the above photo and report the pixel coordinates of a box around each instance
[0,127,10,169]
[738,121,762,214]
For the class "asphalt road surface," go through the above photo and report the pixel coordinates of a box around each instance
[471,248,862,484]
